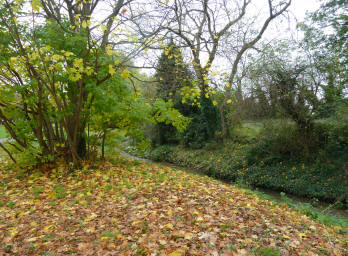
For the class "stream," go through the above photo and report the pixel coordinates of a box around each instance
[120,151,348,220]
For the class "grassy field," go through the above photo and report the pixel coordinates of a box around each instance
[0,156,347,255]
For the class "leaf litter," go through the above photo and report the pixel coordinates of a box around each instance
[0,158,347,255]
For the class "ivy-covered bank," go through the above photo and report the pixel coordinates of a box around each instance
[130,144,347,205]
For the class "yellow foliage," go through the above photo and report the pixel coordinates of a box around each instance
[121,68,130,79]
[109,64,116,75]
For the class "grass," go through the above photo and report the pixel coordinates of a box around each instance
[0,126,7,139]
[0,156,347,255]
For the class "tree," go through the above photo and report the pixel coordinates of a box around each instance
[220,0,291,138]
[155,41,193,102]
[152,0,291,140]
[153,41,193,145]
[156,0,250,94]
[0,0,188,166]
[299,0,347,117]
[153,41,220,148]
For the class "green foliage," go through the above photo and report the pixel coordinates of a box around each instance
[149,145,173,162]
[0,10,189,165]
[246,121,315,164]
[53,185,66,200]
[146,137,347,202]
[155,41,193,102]
[246,115,348,166]
[153,42,220,148]
[0,126,7,139]
[298,0,347,119]
[182,96,221,149]
[152,42,194,145]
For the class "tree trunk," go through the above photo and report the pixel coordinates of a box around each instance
[219,104,229,142]
[101,131,106,160]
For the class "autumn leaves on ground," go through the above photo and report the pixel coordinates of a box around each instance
[0,158,347,256]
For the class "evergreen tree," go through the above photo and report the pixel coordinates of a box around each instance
[154,41,220,148]
[155,41,192,102]
[154,41,193,145]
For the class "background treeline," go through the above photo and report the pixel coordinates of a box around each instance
[128,0,347,204]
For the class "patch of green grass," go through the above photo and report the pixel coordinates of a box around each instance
[6,201,15,208]
[100,232,117,238]
[53,185,66,200]
[252,247,280,256]
[32,187,43,199]
[0,126,7,139]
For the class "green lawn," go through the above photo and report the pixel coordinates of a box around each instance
[0,126,7,139]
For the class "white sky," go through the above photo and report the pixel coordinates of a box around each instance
[289,0,320,20]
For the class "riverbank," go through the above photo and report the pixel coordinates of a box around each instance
[135,144,347,203]
[120,150,348,229]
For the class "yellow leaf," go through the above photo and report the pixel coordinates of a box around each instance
[164,223,174,230]
[212,100,217,106]
[132,220,142,226]
[226,82,230,88]
[30,221,38,227]
[89,213,98,219]
[159,239,167,245]
[48,191,55,199]
[86,227,95,233]
[227,99,232,104]
[283,235,290,239]
[32,0,42,12]
[8,227,18,237]
[109,64,115,75]
[184,233,193,240]
[63,51,74,57]
[168,251,184,256]
[17,212,25,218]
[26,237,38,242]
[100,24,107,32]
[299,233,306,238]
[81,20,88,28]
[121,68,130,79]
[43,225,55,231]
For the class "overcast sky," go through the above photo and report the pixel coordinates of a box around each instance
[289,0,320,20]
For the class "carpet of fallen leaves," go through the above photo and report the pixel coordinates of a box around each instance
[0,157,347,256]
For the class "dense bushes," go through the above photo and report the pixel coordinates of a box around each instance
[245,117,348,166]
[149,145,173,162]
